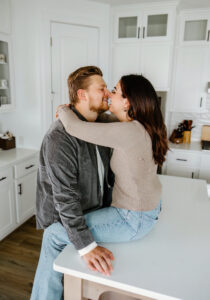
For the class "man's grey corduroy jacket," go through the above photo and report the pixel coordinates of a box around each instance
[36,108,113,250]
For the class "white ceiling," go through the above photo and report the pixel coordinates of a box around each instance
[86,0,210,9]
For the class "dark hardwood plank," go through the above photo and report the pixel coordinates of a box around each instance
[0,217,43,300]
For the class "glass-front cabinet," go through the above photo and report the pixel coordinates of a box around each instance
[115,8,173,42]
[179,10,210,44]
[118,16,138,39]
[0,33,14,112]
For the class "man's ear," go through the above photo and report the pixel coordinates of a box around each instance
[77,89,87,101]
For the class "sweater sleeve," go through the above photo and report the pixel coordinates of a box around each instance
[58,107,134,149]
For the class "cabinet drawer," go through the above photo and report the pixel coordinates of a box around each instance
[14,156,38,179]
[167,150,200,167]
[0,168,12,186]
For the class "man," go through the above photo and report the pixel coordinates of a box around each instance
[31,66,114,300]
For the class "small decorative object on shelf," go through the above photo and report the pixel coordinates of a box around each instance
[0,131,16,150]
[0,53,6,63]
[0,79,8,89]
[169,120,195,144]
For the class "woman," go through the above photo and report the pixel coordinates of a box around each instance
[57,74,168,242]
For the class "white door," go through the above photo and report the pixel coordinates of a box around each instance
[51,22,99,121]
[15,171,37,224]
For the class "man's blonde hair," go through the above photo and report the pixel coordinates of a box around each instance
[67,66,103,105]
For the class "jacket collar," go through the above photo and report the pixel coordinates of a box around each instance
[70,104,87,121]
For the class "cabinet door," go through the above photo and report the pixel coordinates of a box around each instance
[0,33,15,113]
[180,11,210,45]
[143,10,171,41]
[114,13,141,42]
[199,153,210,184]
[111,44,141,86]
[15,171,37,224]
[0,179,15,240]
[172,45,209,112]
[166,164,199,179]
[141,42,171,91]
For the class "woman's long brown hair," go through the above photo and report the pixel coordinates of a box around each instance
[121,74,169,166]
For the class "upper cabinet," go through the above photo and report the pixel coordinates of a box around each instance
[0,33,15,112]
[114,7,175,42]
[170,9,210,113]
[111,2,177,90]
[0,0,14,113]
[179,10,210,45]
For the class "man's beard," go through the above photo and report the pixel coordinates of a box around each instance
[89,100,108,114]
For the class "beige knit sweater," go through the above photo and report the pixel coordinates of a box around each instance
[59,108,162,211]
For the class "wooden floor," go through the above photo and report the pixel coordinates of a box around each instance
[0,217,43,300]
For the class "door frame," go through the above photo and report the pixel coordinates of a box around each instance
[40,11,110,135]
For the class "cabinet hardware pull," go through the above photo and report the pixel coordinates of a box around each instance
[207,30,210,42]
[138,27,140,39]
[200,97,203,107]
[25,164,34,170]
[143,27,145,38]
[18,183,22,195]
[176,158,187,162]
[192,172,194,178]
[0,176,6,181]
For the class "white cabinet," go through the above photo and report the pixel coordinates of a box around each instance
[165,150,200,179]
[170,9,210,113]
[0,33,15,112]
[15,172,37,224]
[199,152,210,184]
[14,157,38,224]
[171,45,210,112]
[112,44,141,85]
[179,10,210,45]
[114,7,174,42]
[0,167,16,240]
[0,149,38,240]
[111,3,177,90]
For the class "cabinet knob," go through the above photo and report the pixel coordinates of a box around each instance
[207,30,210,42]
[200,97,203,107]
[18,183,22,195]
[138,27,140,39]
[176,158,187,162]
[0,176,6,181]
[143,27,145,39]
[25,164,34,170]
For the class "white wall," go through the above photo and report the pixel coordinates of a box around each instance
[0,0,110,149]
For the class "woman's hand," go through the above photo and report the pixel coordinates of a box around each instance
[56,104,70,118]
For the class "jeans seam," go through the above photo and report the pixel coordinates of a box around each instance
[116,209,139,237]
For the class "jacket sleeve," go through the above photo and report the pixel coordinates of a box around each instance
[58,107,135,149]
[43,131,95,250]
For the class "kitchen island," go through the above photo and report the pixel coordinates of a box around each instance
[54,175,210,300]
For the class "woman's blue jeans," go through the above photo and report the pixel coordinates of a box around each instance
[30,201,161,300]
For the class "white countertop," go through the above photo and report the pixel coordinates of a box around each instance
[169,141,202,152]
[0,148,39,169]
[54,175,210,300]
